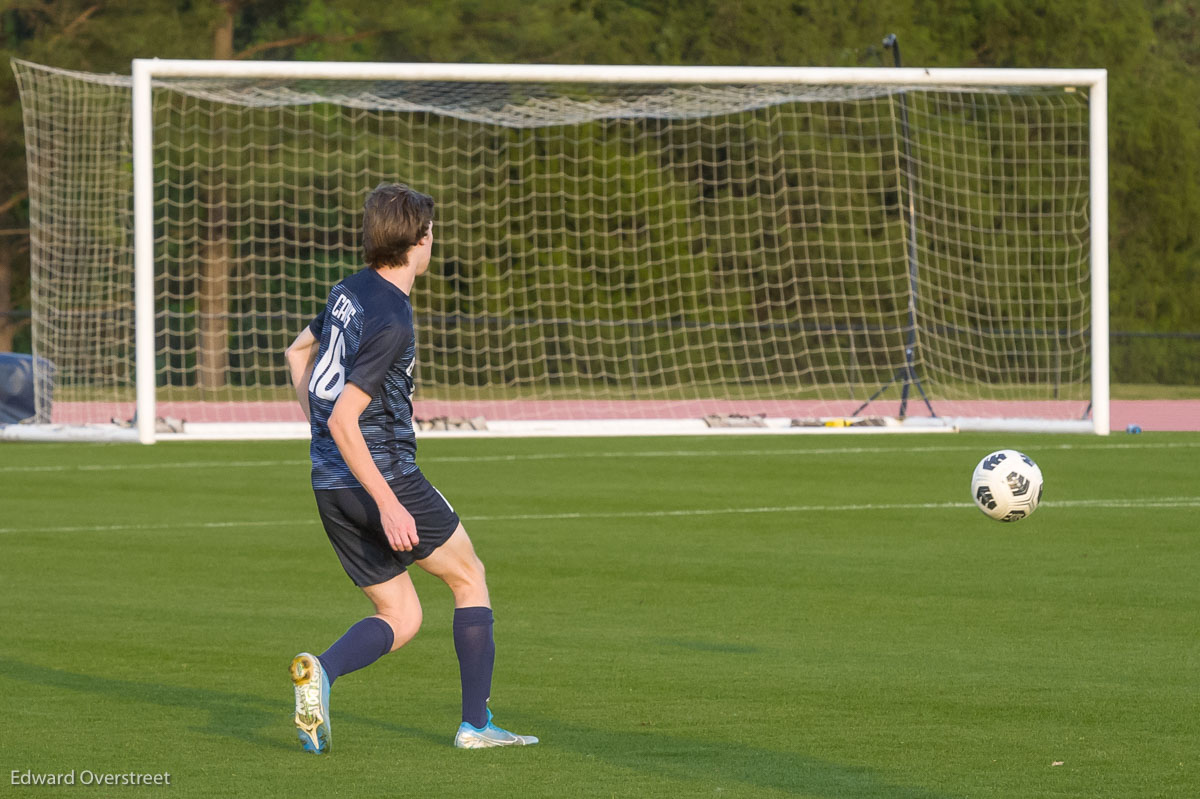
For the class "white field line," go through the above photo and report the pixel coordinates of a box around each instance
[0,459,307,473]
[2,440,1199,474]
[3,496,1199,535]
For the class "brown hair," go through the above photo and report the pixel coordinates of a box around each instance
[362,182,435,269]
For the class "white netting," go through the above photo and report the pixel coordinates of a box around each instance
[13,59,1094,432]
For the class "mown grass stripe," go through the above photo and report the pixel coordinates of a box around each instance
[4,496,1198,535]
[3,439,1198,473]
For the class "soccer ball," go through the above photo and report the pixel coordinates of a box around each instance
[970,449,1044,522]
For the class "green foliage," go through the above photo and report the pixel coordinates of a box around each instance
[1111,333,1200,384]
[2,0,1199,388]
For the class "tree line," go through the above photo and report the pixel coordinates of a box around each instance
[2,0,1198,384]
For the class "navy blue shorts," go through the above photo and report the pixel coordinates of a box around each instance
[313,468,461,587]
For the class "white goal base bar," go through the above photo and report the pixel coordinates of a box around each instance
[2,415,1093,442]
[157,417,1093,439]
[0,423,141,443]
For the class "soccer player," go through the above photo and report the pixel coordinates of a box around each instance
[283,183,537,752]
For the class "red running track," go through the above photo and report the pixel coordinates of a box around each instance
[49,399,1200,431]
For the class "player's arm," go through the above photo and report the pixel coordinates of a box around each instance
[285,326,320,421]
[327,382,419,552]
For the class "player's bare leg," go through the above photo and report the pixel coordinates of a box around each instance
[417,525,538,748]
[416,523,490,608]
[362,571,424,651]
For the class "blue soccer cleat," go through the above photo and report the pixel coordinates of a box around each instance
[453,707,538,749]
[290,652,331,754]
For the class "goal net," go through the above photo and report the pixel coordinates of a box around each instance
[10,59,1108,440]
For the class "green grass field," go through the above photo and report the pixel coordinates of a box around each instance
[2,433,1198,798]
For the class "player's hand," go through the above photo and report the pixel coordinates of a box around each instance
[380,498,419,552]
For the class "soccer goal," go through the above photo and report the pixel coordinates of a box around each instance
[10,59,1108,442]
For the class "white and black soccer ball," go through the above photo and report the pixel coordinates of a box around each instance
[970,449,1044,522]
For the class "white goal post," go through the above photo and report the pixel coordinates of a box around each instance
[10,59,1108,442]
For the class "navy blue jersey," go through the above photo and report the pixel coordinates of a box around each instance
[307,269,419,489]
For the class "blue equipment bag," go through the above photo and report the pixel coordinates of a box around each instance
[0,353,54,424]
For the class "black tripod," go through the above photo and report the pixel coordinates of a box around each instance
[853,34,936,421]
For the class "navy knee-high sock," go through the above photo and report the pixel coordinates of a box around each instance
[318,616,394,686]
[453,607,495,729]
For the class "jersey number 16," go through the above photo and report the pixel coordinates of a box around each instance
[309,327,347,401]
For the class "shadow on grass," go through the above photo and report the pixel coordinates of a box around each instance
[513,713,955,798]
[658,637,762,654]
[4,657,954,797]
[0,657,445,751]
